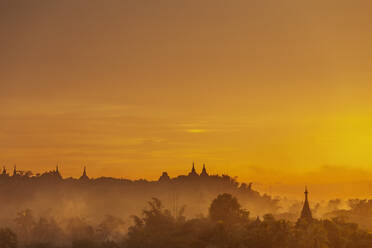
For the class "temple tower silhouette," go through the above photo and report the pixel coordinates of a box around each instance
[79,166,90,180]
[2,166,7,176]
[188,162,199,177]
[158,172,171,182]
[12,165,17,177]
[55,165,62,179]
[299,186,313,221]
[200,164,209,177]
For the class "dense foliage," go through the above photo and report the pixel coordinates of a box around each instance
[2,194,372,248]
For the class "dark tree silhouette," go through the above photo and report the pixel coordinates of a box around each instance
[0,228,17,248]
[209,193,249,224]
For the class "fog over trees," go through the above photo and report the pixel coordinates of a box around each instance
[1,166,372,247]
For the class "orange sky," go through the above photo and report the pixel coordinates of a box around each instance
[1,0,372,199]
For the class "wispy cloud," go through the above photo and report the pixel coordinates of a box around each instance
[186,129,207,133]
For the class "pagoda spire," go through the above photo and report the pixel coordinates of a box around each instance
[55,164,62,179]
[13,165,17,177]
[299,186,312,221]
[79,166,89,180]
[200,163,209,176]
[188,162,198,177]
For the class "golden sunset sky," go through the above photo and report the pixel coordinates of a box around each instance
[1,1,372,198]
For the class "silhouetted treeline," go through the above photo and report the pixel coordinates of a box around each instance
[0,167,279,226]
[1,194,372,248]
